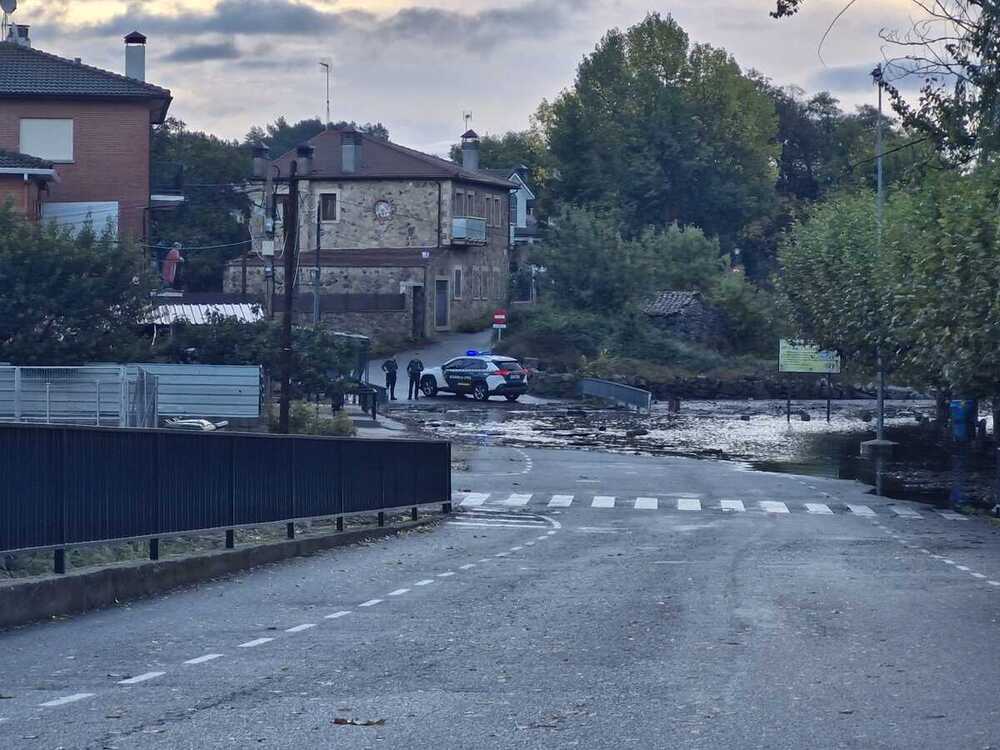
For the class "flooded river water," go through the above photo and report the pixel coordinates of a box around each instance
[397,398,997,509]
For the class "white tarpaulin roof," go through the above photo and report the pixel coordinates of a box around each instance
[148,303,263,325]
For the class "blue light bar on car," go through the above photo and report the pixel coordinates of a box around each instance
[466,350,479,356]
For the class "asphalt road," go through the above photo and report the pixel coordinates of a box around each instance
[2,444,999,749]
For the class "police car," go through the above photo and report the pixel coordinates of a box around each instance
[420,352,529,402]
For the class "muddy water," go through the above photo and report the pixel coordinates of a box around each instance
[400,398,996,508]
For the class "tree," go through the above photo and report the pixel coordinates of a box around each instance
[0,204,152,364]
[543,13,779,260]
[776,190,901,373]
[244,117,389,157]
[535,206,723,314]
[771,1,1000,162]
[447,124,556,217]
[150,118,250,292]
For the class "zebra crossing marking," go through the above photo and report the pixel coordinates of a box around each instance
[892,507,923,518]
[503,493,532,507]
[760,501,790,514]
[677,498,701,511]
[805,503,833,514]
[847,504,876,517]
[634,497,658,510]
[592,496,615,508]
[719,500,745,512]
[460,493,489,507]
[938,511,969,521]
[548,495,574,507]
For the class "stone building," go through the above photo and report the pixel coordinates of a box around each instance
[226,128,514,345]
[642,290,727,344]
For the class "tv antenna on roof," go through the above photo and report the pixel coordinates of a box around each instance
[1,0,16,40]
[463,111,473,131]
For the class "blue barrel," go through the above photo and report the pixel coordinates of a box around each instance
[950,399,976,443]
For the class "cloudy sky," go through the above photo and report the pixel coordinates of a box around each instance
[17,0,920,153]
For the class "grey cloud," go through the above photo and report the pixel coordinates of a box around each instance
[161,40,241,64]
[71,0,588,51]
[809,60,951,94]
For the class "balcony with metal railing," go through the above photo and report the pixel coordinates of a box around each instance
[451,216,488,246]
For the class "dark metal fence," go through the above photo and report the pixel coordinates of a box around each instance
[0,423,451,560]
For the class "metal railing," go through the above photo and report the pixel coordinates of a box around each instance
[452,216,488,245]
[0,423,452,565]
[579,378,653,414]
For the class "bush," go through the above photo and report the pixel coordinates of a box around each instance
[280,401,356,436]
[495,304,605,371]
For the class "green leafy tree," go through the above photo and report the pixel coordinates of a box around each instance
[0,204,152,364]
[543,13,779,258]
[150,118,250,292]
[245,117,389,157]
[536,206,724,314]
[771,1,1000,162]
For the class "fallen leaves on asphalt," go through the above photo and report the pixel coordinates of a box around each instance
[333,718,385,727]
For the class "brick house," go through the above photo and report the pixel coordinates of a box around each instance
[228,128,514,343]
[0,26,171,239]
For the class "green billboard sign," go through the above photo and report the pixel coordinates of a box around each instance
[779,340,841,374]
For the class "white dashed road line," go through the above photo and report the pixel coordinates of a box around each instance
[437,571,456,577]
[183,654,223,665]
[40,693,94,708]
[325,611,351,619]
[459,563,476,570]
[238,638,274,649]
[285,623,317,633]
[388,588,410,597]
[358,599,383,608]
[414,579,434,586]
[448,521,547,529]
[117,671,165,685]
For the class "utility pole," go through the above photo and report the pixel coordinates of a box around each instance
[278,160,299,434]
[873,64,887,444]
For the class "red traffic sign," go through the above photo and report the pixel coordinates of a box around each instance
[492,309,508,329]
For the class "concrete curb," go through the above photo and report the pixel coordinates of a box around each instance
[0,518,438,631]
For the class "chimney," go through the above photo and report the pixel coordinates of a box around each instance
[124,31,146,81]
[461,129,480,171]
[251,144,270,179]
[341,130,362,173]
[7,24,30,47]
[295,143,315,176]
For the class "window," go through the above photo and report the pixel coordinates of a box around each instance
[320,193,338,222]
[510,196,518,224]
[466,192,475,217]
[454,191,463,215]
[20,118,73,162]
[453,268,463,300]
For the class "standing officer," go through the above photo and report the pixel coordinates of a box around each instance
[407,358,424,400]
[381,357,399,400]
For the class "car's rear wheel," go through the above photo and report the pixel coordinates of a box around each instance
[420,377,438,397]
[505,394,520,402]
[472,382,490,401]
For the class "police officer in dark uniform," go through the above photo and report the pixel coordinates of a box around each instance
[407,358,424,400]
[381,357,398,400]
